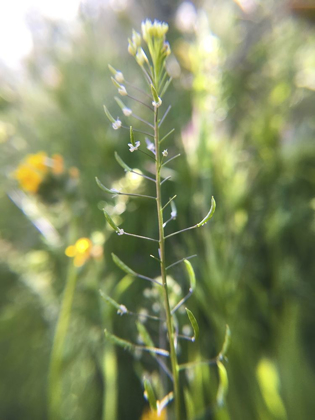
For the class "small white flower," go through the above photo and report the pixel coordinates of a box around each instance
[117,228,125,235]
[162,149,168,157]
[128,141,140,152]
[117,304,128,315]
[112,119,122,130]
[118,86,127,96]
[115,71,124,83]
[122,107,132,116]
[152,97,162,108]
[145,138,156,154]
[171,210,177,219]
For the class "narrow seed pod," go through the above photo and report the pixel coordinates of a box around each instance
[108,64,117,76]
[103,105,116,124]
[220,324,231,358]
[137,322,154,348]
[184,259,196,292]
[111,76,122,89]
[112,253,137,276]
[114,152,132,172]
[216,361,228,407]
[130,126,135,147]
[104,329,133,351]
[99,290,128,315]
[197,196,216,227]
[144,378,157,412]
[95,177,116,194]
[150,84,159,103]
[103,209,120,232]
[185,308,199,341]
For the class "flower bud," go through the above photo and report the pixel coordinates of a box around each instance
[128,38,137,56]
[136,48,149,66]
[132,30,142,47]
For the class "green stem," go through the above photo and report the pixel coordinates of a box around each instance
[154,107,181,419]
[48,262,77,420]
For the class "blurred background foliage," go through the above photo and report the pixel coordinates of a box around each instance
[1,0,315,419]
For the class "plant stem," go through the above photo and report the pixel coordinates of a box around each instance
[48,262,77,420]
[154,107,181,420]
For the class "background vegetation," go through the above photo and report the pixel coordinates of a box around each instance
[1,0,315,419]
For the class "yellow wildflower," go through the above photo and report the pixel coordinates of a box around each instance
[14,163,43,193]
[141,408,166,420]
[51,154,64,175]
[25,152,48,173]
[65,237,103,267]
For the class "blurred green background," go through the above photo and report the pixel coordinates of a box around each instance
[1,0,315,419]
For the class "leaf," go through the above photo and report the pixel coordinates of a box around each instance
[114,152,131,172]
[95,177,116,194]
[103,209,120,232]
[130,126,135,147]
[216,361,228,407]
[137,322,154,347]
[184,259,196,292]
[103,105,116,124]
[99,290,128,315]
[143,377,157,411]
[197,196,216,227]
[220,325,231,357]
[185,308,199,341]
[112,253,137,276]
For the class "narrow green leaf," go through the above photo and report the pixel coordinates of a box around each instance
[99,290,128,315]
[143,377,157,412]
[220,325,231,357]
[137,322,154,348]
[114,152,131,172]
[185,308,199,341]
[103,104,116,124]
[130,126,135,147]
[95,177,116,194]
[103,209,120,232]
[104,329,134,351]
[150,84,159,103]
[197,196,216,227]
[112,253,137,276]
[184,259,196,292]
[216,361,228,407]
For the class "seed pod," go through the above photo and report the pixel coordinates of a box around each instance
[137,322,154,347]
[103,210,120,232]
[95,177,116,194]
[103,105,116,124]
[197,196,216,227]
[185,308,199,342]
[114,152,131,172]
[130,126,135,147]
[112,253,137,276]
[143,377,157,412]
[220,325,231,357]
[150,84,159,103]
[216,361,228,407]
[184,259,196,292]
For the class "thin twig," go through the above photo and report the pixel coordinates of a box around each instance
[137,273,162,286]
[164,225,198,240]
[160,176,171,185]
[162,195,177,211]
[131,113,154,129]
[171,290,193,314]
[178,357,220,371]
[162,154,181,167]
[122,125,154,138]
[127,94,154,112]
[128,311,165,321]
[159,106,171,128]
[176,334,195,342]
[125,80,151,99]
[138,149,157,162]
[114,191,156,200]
[160,128,175,144]
[123,231,159,243]
[130,170,156,183]
[166,254,197,271]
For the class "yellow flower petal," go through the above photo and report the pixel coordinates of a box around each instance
[65,245,76,257]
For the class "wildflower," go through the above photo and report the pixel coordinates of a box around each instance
[123,107,132,116]
[14,163,43,193]
[141,408,166,420]
[25,151,48,173]
[152,97,162,108]
[141,19,169,42]
[51,154,64,175]
[132,29,142,47]
[108,65,125,83]
[146,138,156,154]
[112,119,122,130]
[65,237,103,267]
[136,48,149,66]
[162,149,168,157]
[118,85,128,96]
[128,140,140,152]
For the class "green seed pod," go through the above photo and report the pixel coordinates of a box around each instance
[95,177,116,194]
[112,253,137,276]
[111,76,121,89]
[197,196,216,227]
[150,84,159,103]
[220,325,231,358]
[136,322,154,347]
[130,126,135,147]
[184,259,196,292]
[104,329,133,351]
[216,361,228,407]
[185,308,199,341]
[103,209,120,232]
[103,105,116,124]
[115,152,131,172]
[143,377,157,412]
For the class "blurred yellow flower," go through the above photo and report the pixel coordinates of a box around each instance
[25,152,48,173]
[141,408,166,420]
[65,237,103,267]
[51,154,64,175]
[14,163,43,193]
